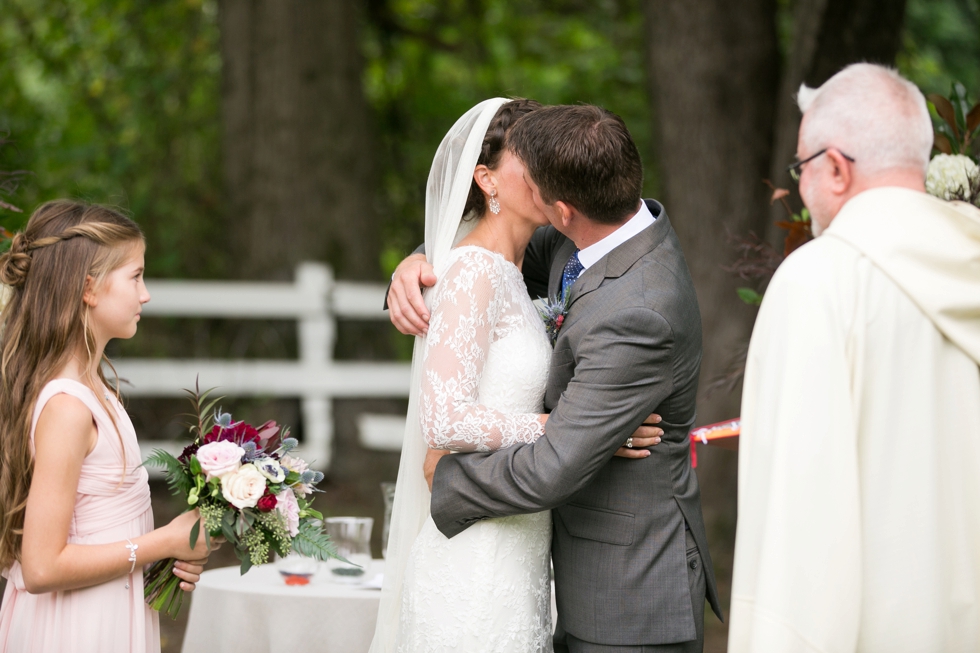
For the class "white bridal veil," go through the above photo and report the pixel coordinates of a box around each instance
[369,97,510,653]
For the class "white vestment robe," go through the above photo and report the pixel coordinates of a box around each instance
[729,187,980,653]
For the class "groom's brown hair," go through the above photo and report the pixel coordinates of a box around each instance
[506,104,643,225]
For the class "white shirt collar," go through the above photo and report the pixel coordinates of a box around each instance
[577,201,656,270]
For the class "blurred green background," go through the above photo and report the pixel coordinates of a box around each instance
[1,0,977,650]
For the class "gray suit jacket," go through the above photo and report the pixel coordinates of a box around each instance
[430,200,723,646]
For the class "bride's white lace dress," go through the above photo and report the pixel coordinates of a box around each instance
[396,246,554,653]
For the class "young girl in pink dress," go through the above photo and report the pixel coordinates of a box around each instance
[0,201,215,653]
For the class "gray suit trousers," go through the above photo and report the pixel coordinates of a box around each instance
[554,530,706,653]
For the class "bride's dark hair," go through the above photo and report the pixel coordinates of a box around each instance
[463,98,543,218]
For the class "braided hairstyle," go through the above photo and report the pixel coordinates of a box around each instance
[462,98,543,219]
[0,200,144,570]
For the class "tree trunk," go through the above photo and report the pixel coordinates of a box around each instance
[644,0,780,426]
[219,0,381,281]
[643,6,779,639]
[767,0,909,236]
[642,2,908,645]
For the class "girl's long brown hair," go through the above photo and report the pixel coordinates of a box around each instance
[0,200,144,569]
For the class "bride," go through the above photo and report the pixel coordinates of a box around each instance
[370,97,554,653]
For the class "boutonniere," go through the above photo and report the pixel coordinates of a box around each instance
[536,290,570,346]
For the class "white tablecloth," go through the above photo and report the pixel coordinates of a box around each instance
[181,560,385,653]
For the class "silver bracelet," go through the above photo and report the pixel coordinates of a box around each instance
[125,539,139,574]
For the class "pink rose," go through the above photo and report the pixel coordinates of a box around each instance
[280,455,312,496]
[196,441,245,480]
[276,488,301,536]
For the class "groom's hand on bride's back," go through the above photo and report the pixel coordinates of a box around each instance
[389,253,437,336]
[613,412,664,459]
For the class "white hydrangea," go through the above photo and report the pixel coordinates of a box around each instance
[926,154,979,202]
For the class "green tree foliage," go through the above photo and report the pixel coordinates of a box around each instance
[362,0,650,273]
[0,0,977,280]
[899,0,980,94]
[0,0,225,278]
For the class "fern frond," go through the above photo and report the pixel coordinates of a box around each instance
[292,521,346,563]
[144,449,193,497]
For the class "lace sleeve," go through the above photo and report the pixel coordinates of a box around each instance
[419,250,544,452]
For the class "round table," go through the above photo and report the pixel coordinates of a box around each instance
[181,560,385,653]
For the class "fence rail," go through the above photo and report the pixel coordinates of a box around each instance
[115,262,411,474]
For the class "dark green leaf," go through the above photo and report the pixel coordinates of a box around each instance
[305,507,324,520]
[221,510,238,543]
[235,546,253,575]
[188,518,200,550]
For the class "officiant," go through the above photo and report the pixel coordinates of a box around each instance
[729,63,980,653]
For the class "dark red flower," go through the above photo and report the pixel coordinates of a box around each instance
[178,443,199,464]
[202,421,261,446]
[256,489,278,512]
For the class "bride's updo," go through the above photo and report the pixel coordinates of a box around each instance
[463,98,542,218]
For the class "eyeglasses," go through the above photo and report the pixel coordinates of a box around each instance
[787,148,856,182]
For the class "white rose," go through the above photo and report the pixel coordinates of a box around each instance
[0,284,10,314]
[196,441,245,480]
[220,463,268,510]
[926,154,979,202]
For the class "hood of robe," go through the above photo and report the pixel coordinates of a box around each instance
[824,186,980,365]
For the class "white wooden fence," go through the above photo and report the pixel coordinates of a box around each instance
[114,262,411,474]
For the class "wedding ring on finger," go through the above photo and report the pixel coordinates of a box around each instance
[625,437,633,448]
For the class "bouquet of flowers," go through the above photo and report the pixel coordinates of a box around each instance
[144,383,341,619]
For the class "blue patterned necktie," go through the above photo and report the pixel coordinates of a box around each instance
[561,250,584,298]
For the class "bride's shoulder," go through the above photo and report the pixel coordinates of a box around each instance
[443,245,511,277]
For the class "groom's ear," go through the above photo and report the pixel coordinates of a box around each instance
[554,201,574,229]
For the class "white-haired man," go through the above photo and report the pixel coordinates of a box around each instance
[729,63,980,653]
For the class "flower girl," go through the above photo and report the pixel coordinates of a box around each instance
[0,201,213,653]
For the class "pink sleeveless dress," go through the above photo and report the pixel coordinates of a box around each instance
[0,379,160,653]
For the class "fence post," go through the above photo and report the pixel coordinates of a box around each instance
[296,262,334,470]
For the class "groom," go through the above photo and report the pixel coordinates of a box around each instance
[390,105,722,652]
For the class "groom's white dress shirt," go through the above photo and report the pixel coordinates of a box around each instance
[730,188,980,653]
[576,200,655,271]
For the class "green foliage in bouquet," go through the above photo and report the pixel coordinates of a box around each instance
[143,379,343,619]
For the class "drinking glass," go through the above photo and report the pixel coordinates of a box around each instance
[381,482,396,559]
[324,516,373,584]
[275,551,319,586]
